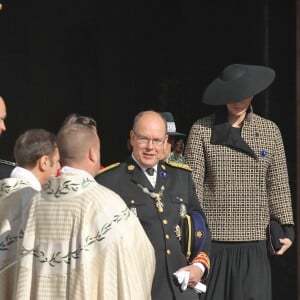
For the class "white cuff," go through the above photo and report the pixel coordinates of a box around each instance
[193,262,205,274]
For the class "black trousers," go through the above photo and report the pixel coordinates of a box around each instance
[200,241,271,300]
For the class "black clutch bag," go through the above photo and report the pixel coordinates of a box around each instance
[266,220,284,255]
[181,210,207,262]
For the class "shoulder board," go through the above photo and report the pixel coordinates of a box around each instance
[98,162,120,174]
[0,159,16,167]
[165,160,192,171]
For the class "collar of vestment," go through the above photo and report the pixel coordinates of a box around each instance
[10,166,41,191]
[0,177,29,198]
[44,169,96,199]
[60,166,95,181]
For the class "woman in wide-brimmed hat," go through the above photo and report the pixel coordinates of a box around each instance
[185,64,294,300]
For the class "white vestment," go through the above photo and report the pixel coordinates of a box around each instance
[13,169,155,300]
[0,176,39,299]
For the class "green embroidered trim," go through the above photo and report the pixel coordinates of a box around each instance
[0,180,27,197]
[21,208,131,267]
[44,178,94,198]
[0,229,24,251]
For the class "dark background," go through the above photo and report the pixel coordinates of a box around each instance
[0,0,297,298]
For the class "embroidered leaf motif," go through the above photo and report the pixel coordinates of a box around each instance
[44,178,94,198]
[21,208,131,267]
[0,180,27,197]
[0,229,24,251]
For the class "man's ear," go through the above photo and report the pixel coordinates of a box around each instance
[163,134,169,151]
[39,155,49,171]
[89,147,96,163]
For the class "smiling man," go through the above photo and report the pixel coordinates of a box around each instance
[96,110,211,300]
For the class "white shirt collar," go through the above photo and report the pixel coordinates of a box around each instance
[60,166,95,181]
[10,166,42,191]
[131,153,157,174]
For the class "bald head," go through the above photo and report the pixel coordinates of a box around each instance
[0,96,7,135]
[57,123,100,176]
[130,110,168,168]
[132,111,167,134]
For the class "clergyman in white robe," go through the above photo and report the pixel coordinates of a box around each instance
[13,167,155,300]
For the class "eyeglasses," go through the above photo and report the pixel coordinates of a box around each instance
[133,131,165,147]
[63,113,97,128]
[75,116,97,127]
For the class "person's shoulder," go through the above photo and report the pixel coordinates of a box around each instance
[95,162,128,186]
[193,113,215,127]
[0,159,16,167]
[165,160,192,172]
[97,162,121,175]
[250,113,280,131]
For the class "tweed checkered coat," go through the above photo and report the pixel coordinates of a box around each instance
[185,112,294,241]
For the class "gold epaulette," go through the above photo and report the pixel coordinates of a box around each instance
[0,159,16,167]
[165,160,192,171]
[98,162,120,174]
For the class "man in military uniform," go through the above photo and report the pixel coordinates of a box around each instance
[96,110,211,300]
[0,96,15,178]
[161,111,186,163]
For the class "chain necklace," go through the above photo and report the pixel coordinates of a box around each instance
[137,183,165,212]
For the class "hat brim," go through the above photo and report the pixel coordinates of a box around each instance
[168,132,186,137]
[202,65,275,105]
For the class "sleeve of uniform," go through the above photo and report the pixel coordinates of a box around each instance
[184,122,206,205]
[267,125,294,226]
[187,169,211,281]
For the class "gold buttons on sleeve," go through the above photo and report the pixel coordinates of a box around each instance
[130,200,135,204]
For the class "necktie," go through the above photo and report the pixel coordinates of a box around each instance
[146,167,155,176]
[146,168,156,187]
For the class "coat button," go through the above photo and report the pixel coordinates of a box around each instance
[165,234,170,239]
[163,219,168,225]
[166,249,171,255]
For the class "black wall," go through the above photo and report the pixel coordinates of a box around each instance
[0,0,297,298]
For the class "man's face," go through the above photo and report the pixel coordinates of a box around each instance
[130,112,167,168]
[0,97,7,135]
[48,147,61,177]
[173,139,184,154]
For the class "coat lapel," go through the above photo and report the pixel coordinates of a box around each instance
[155,162,168,192]
[126,159,153,190]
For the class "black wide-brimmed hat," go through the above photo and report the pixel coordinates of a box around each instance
[161,112,185,137]
[202,64,275,105]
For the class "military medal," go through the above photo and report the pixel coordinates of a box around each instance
[137,184,165,212]
[179,203,187,218]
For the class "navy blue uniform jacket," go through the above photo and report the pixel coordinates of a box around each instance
[95,157,211,300]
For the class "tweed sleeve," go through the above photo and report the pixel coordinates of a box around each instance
[267,125,294,225]
[185,121,206,205]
